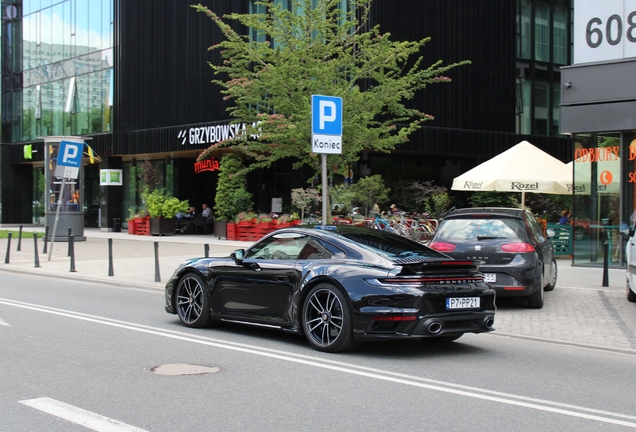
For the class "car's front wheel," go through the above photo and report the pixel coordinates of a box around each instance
[175,272,212,327]
[302,283,359,353]
[627,279,636,303]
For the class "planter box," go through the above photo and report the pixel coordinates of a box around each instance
[135,216,151,236]
[127,220,137,235]
[214,220,228,239]
[150,217,175,236]
[226,222,238,241]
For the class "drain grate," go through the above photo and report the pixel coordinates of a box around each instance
[145,363,221,376]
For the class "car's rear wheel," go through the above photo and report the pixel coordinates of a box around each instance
[421,333,464,343]
[175,272,212,327]
[527,275,544,309]
[302,283,359,353]
[627,280,636,303]
[544,259,557,292]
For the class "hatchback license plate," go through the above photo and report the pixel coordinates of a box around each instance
[446,297,480,310]
[483,273,496,283]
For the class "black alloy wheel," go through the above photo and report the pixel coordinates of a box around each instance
[175,272,212,327]
[302,283,359,352]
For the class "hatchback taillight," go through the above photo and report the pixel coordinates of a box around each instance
[429,241,456,252]
[500,242,535,253]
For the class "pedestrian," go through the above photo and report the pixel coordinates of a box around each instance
[558,210,571,225]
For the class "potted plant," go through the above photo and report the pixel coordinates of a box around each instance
[143,188,189,236]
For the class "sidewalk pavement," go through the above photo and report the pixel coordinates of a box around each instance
[0,226,247,290]
[1,225,635,353]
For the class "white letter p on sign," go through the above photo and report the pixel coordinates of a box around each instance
[319,100,337,129]
[62,144,78,164]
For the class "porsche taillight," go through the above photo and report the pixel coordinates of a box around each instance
[500,242,535,253]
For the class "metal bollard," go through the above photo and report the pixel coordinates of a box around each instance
[602,241,609,287]
[17,225,23,251]
[33,233,41,268]
[108,238,114,277]
[67,227,72,257]
[5,233,11,264]
[204,244,209,258]
[154,242,161,282]
[43,226,49,254]
[69,234,76,272]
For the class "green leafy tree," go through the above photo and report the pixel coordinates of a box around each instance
[351,174,390,216]
[329,184,357,214]
[425,191,452,219]
[193,0,469,178]
[467,191,519,208]
[214,153,254,220]
[291,187,322,221]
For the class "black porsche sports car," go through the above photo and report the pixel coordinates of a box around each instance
[165,225,496,352]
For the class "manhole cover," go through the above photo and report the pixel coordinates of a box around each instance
[145,363,221,376]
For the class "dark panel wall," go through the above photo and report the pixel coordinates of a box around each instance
[371,0,516,133]
[114,0,247,154]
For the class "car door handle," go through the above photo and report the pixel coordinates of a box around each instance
[274,276,289,282]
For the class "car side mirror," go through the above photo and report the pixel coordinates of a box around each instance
[619,222,630,237]
[230,249,245,263]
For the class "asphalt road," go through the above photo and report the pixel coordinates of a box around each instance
[2,273,636,431]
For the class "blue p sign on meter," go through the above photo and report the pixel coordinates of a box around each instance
[54,140,84,179]
[311,95,342,154]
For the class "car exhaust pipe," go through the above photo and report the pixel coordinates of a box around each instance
[484,317,495,330]
[427,321,442,334]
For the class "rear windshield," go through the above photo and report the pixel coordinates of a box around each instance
[334,227,445,260]
[435,218,525,242]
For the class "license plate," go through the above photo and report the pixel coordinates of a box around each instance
[446,297,480,310]
[483,273,496,283]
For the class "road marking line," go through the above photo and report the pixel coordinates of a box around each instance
[3,298,636,429]
[0,316,9,326]
[19,397,147,432]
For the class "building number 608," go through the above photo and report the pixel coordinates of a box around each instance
[586,12,636,48]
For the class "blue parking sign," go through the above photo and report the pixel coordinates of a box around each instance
[312,95,342,135]
[58,140,84,168]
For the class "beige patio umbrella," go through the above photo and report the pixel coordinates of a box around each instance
[451,140,572,206]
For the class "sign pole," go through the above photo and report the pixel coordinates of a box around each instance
[48,176,66,261]
[322,154,328,226]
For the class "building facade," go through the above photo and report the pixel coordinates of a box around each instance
[1,1,572,236]
[560,0,636,267]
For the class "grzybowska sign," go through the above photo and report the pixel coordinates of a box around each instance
[177,121,261,146]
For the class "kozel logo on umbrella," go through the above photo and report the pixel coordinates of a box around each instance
[463,181,484,189]
[510,182,539,191]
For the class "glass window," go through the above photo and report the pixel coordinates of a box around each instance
[572,134,622,266]
[534,3,549,62]
[553,5,568,64]
[533,80,549,135]
[516,0,531,59]
[246,233,309,260]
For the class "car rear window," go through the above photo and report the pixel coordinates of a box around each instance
[335,228,445,260]
[435,218,525,242]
